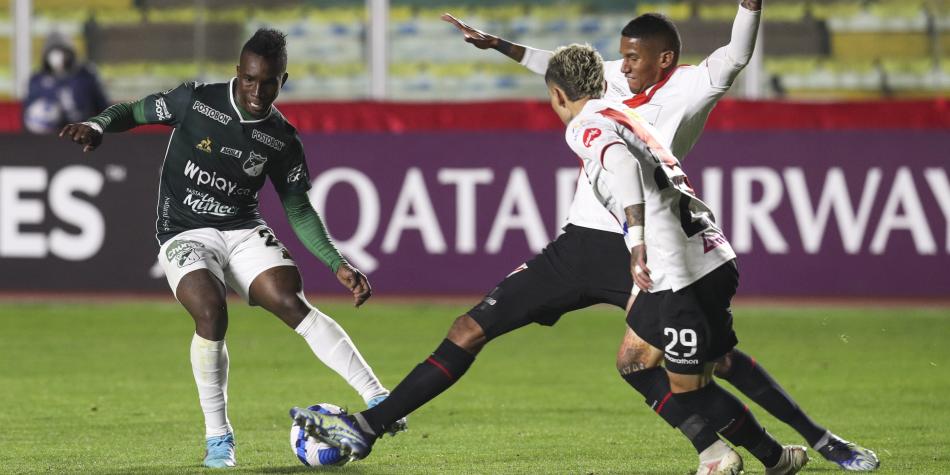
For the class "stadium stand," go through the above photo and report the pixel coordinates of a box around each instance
[0,0,946,100]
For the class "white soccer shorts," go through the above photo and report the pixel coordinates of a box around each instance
[158,225,296,303]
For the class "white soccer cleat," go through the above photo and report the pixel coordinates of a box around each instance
[765,445,809,475]
[696,441,744,475]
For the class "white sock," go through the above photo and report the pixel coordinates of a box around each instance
[190,333,232,438]
[295,307,387,403]
[812,430,833,450]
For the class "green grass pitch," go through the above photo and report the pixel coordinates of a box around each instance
[1,299,948,474]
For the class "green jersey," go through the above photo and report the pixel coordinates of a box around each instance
[140,79,311,244]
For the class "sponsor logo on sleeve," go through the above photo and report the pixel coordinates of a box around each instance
[582,128,602,147]
[286,164,307,184]
[251,129,285,151]
[196,137,213,153]
[220,146,243,159]
[192,100,233,125]
[242,151,268,177]
[155,97,172,121]
[165,239,205,267]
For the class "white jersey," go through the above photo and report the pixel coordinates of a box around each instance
[565,99,736,291]
[523,4,760,235]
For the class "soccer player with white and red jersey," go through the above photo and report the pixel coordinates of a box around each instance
[440,1,878,472]
[551,43,807,474]
[290,4,875,473]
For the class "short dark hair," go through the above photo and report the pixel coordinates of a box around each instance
[621,13,681,62]
[241,28,288,65]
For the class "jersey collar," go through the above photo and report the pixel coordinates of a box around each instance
[228,77,273,124]
[622,65,685,109]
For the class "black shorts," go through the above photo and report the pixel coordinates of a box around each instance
[626,260,739,374]
[468,224,632,341]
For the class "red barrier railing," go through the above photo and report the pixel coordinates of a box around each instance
[3,99,948,133]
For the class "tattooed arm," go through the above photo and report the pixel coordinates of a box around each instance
[625,203,652,291]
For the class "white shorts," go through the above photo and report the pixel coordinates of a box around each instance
[158,225,296,303]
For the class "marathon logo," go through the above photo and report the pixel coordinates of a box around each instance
[155,97,172,121]
[665,354,699,366]
[251,129,285,151]
[192,100,232,125]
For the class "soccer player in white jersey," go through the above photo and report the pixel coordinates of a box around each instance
[442,2,879,472]
[549,43,807,475]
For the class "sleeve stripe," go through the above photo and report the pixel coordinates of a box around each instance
[599,141,626,170]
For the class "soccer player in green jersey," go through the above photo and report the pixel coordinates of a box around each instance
[60,29,403,468]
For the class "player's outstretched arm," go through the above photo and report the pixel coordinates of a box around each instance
[280,192,372,307]
[441,12,553,75]
[58,100,147,152]
[703,0,762,89]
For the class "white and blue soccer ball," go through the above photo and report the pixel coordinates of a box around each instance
[290,403,349,467]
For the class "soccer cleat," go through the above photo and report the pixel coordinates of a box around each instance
[366,393,408,436]
[696,442,744,475]
[816,433,880,471]
[203,433,236,468]
[765,445,809,475]
[291,406,373,461]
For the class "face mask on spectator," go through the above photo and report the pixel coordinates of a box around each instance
[47,49,67,75]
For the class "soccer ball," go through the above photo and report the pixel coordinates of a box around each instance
[290,403,349,467]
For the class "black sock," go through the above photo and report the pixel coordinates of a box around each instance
[360,339,475,436]
[719,350,827,446]
[622,368,720,454]
[672,382,783,468]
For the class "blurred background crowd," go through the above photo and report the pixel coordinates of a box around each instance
[4,0,949,131]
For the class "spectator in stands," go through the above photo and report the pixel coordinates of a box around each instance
[23,32,108,134]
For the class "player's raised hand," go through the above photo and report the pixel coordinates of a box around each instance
[630,244,653,291]
[336,262,373,307]
[441,13,498,49]
[59,122,103,152]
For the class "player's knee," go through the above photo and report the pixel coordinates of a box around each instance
[258,291,310,327]
[713,351,734,378]
[275,293,308,319]
[447,314,487,354]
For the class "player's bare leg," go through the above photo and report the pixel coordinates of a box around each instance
[616,327,742,475]
[446,314,488,354]
[176,270,236,468]
[714,351,879,471]
[668,367,808,474]
[249,265,392,408]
